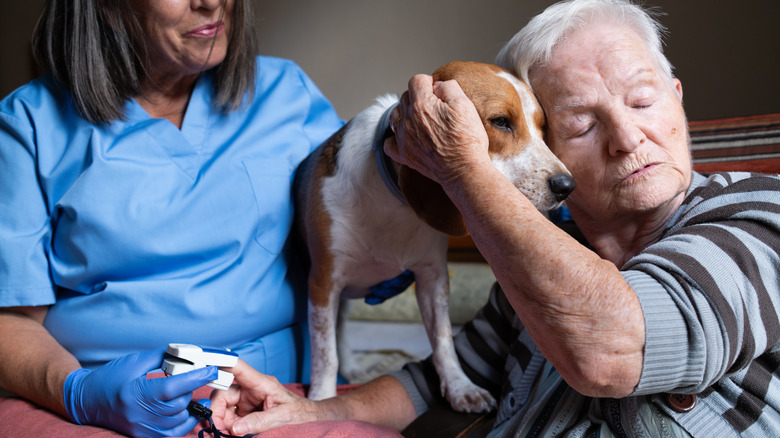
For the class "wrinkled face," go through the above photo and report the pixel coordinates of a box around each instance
[531,23,691,223]
[433,62,573,211]
[129,0,233,80]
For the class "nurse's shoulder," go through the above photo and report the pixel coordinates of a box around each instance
[0,74,95,152]
[1,74,76,125]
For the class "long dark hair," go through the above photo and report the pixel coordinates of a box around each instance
[32,0,258,124]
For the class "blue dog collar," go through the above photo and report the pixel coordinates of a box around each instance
[372,102,407,206]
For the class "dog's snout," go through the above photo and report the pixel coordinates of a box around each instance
[548,173,576,202]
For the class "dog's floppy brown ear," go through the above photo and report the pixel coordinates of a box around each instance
[399,167,469,236]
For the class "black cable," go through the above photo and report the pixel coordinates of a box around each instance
[188,401,255,438]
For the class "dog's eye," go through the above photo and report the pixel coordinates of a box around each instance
[490,117,511,130]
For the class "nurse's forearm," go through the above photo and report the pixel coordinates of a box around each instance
[0,306,80,417]
[440,161,645,398]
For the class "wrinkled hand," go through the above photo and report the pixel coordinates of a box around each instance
[210,360,337,436]
[385,74,490,185]
[63,347,218,438]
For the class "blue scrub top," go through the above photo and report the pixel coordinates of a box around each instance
[0,56,343,383]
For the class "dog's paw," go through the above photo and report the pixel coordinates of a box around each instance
[442,380,497,413]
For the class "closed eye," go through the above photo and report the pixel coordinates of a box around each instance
[575,124,594,137]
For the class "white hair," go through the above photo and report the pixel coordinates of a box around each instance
[496,0,674,89]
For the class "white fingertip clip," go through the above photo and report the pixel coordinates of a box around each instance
[161,343,239,390]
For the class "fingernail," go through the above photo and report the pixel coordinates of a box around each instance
[233,422,248,435]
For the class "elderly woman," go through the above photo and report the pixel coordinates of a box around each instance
[0,0,346,436]
[204,0,780,437]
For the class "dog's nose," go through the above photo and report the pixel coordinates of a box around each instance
[548,173,576,202]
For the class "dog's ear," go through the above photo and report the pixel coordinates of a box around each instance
[399,167,469,236]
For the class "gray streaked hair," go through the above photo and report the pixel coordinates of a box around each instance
[32,0,258,124]
[496,0,673,88]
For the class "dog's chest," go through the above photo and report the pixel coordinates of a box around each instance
[324,175,446,260]
[317,151,447,275]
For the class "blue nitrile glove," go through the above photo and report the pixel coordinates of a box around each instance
[63,347,218,438]
[365,269,416,305]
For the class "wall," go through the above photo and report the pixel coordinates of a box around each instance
[659,1,780,120]
[0,0,44,99]
[253,0,780,120]
[2,1,778,121]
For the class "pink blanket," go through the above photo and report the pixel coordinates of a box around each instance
[0,383,401,437]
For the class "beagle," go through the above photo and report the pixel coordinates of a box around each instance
[294,61,575,413]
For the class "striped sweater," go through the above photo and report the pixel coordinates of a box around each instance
[394,171,780,437]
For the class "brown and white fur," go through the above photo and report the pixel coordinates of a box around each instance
[295,61,575,413]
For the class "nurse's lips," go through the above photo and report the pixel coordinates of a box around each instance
[187,22,223,38]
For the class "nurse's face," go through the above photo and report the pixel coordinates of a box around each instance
[129,0,234,82]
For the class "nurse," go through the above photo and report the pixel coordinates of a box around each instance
[0,0,356,436]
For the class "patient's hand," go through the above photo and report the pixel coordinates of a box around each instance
[209,360,339,435]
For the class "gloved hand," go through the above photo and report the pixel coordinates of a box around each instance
[63,347,218,438]
[365,269,415,305]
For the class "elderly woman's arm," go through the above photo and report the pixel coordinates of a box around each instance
[387,75,645,398]
[210,361,418,435]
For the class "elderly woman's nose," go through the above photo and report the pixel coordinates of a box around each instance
[607,110,646,156]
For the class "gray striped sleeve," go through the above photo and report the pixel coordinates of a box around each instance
[625,172,780,396]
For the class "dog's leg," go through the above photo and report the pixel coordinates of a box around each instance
[415,266,497,413]
[336,298,372,383]
[308,276,343,401]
